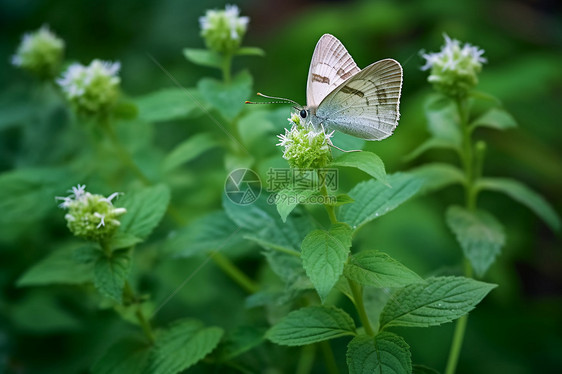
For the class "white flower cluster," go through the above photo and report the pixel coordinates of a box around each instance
[199,4,249,53]
[57,184,126,241]
[277,113,334,169]
[57,59,121,115]
[421,34,486,72]
[421,34,486,97]
[11,25,64,76]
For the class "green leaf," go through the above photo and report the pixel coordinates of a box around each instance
[404,137,460,162]
[236,47,266,56]
[113,100,138,120]
[327,194,354,207]
[162,133,219,172]
[379,276,497,329]
[412,364,441,374]
[198,70,252,120]
[424,94,461,144]
[183,48,223,69]
[148,319,223,374]
[168,211,249,258]
[275,188,316,223]
[470,107,517,131]
[408,163,465,194]
[218,326,265,361]
[344,250,423,288]
[94,250,131,303]
[92,337,151,374]
[301,223,353,302]
[346,332,412,374]
[340,173,423,230]
[107,232,143,251]
[17,245,96,287]
[73,245,102,264]
[117,184,171,239]
[267,306,356,346]
[446,206,505,277]
[477,178,560,231]
[330,151,387,183]
[0,167,76,225]
[133,88,206,123]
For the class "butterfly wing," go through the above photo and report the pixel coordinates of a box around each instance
[314,58,403,141]
[306,34,361,108]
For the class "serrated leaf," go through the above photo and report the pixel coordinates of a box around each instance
[477,178,560,231]
[92,337,151,374]
[344,250,423,288]
[148,319,223,374]
[183,48,223,68]
[117,184,171,239]
[275,188,316,223]
[470,108,517,131]
[133,88,206,123]
[267,306,356,346]
[168,211,249,258]
[73,244,102,264]
[108,232,143,251]
[198,70,252,120]
[330,151,387,183]
[236,47,265,56]
[346,332,412,374]
[404,137,460,162]
[446,206,505,277]
[379,276,496,329]
[0,167,76,225]
[17,246,95,286]
[94,250,131,303]
[408,163,465,194]
[218,326,265,361]
[340,173,422,230]
[301,224,353,302]
[162,133,219,172]
[424,94,461,144]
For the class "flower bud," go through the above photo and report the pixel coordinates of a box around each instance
[421,34,486,98]
[199,4,249,54]
[11,25,65,78]
[57,59,121,116]
[56,185,126,242]
[277,113,333,169]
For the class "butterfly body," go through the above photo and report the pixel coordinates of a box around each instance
[302,34,403,141]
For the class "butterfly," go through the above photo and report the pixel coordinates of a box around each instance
[251,34,403,141]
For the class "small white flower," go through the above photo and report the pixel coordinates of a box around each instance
[199,4,249,53]
[11,25,64,76]
[57,59,121,115]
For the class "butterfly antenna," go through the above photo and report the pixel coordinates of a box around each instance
[245,92,301,107]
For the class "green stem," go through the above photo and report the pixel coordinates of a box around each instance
[321,182,338,224]
[296,344,316,374]
[222,53,232,84]
[124,279,155,344]
[348,279,375,336]
[211,251,258,294]
[101,117,151,185]
[445,313,468,374]
[319,340,340,374]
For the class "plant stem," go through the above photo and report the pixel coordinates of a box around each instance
[445,313,468,374]
[321,182,338,224]
[296,344,316,374]
[101,117,151,185]
[124,280,155,344]
[222,53,232,84]
[348,279,375,336]
[319,340,340,374]
[211,251,258,294]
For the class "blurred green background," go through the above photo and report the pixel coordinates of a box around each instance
[1,0,561,373]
